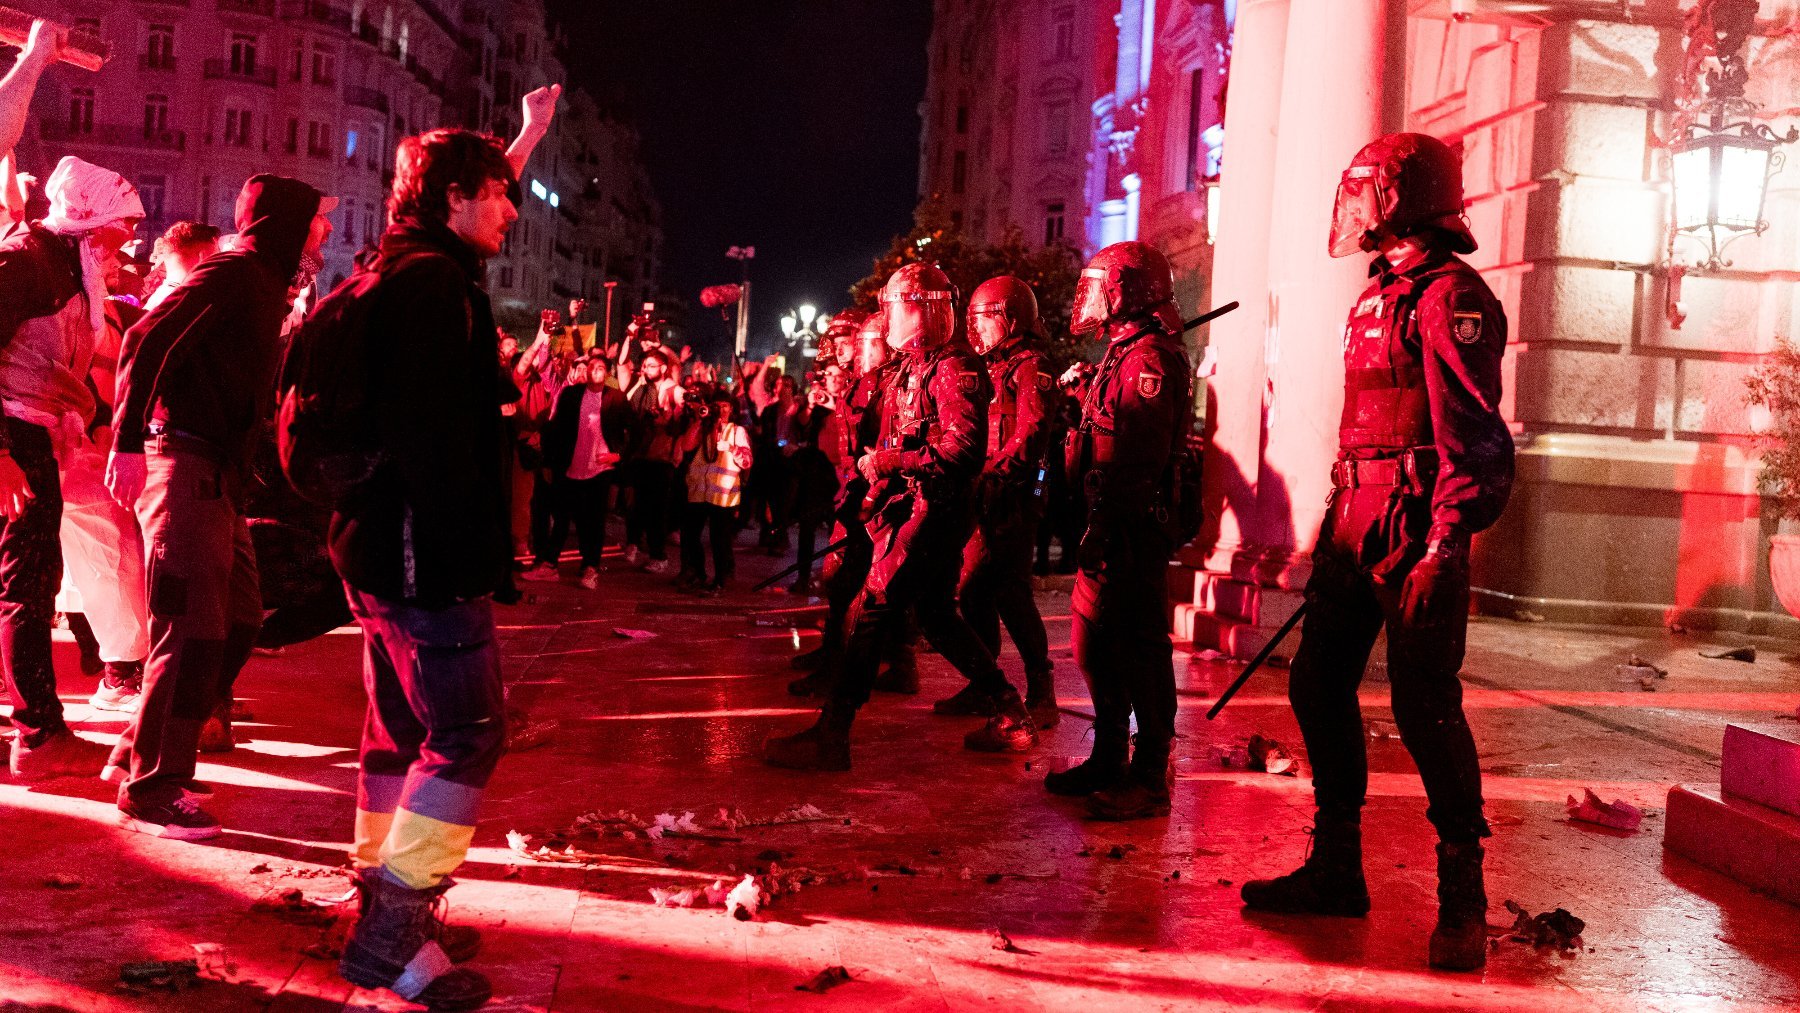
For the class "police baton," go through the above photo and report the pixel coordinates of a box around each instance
[752,535,854,593]
[1204,599,1308,720]
[1183,301,1240,334]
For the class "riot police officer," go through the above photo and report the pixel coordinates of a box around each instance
[764,263,1036,771]
[1238,133,1512,973]
[937,276,1058,730]
[1043,241,1191,821]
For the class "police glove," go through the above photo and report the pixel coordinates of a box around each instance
[857,449,904,484]
[1399,535,1470,628]
[1077,523,1109,575]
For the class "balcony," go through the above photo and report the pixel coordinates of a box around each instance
[216,0,276,15]
[280,0,351,31]
[344,85,389,114]
[203,59,277,87]
[137,55,179,72]
[39,122,186,152]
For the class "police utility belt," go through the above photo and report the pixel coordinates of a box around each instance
[1329,447,1438,495]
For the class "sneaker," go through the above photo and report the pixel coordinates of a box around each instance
[119,794,223,841]
[622,545,645,568]
[10,730,111,781]
[91,661,145,713]
[643,558,673,576]
[578,566,601,590]
[520,562,560,582]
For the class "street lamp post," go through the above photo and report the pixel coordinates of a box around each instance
[602,280,619,353]
[726,245,755,363]
[779,303,822,362]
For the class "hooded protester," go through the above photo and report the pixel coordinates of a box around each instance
[0,155,140,781]
[104,173,335,839]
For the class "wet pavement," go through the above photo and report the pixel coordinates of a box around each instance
[3,531,1799,1011]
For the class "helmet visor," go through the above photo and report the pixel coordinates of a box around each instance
[882,288,953,351]
[1070,270,1110,335]
[1328,167,1384,258]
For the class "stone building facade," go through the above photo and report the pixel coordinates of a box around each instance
[16,0,659,333]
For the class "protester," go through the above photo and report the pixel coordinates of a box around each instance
[0,156,139,781]
[679,390,752,594]
[789,354,848,595]
[621,347,683,574]
[143,221,221,311]
[534,350,631,589]
[753,373,801,553]
[105,172,333,833]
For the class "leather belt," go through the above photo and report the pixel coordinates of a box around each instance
[1330,447,1439,491]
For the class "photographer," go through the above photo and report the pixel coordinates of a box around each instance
[621,348,682,574]
[535,350,631,590]
[677,390,752,594]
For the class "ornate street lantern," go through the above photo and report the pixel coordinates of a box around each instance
[1668,0,1797,272]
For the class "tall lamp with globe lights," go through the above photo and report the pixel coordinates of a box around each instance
[779,304,823,359]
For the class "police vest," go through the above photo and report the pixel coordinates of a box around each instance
[985,343,1046,459]
[1338,259,1475,455]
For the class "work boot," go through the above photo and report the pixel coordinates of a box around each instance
[9,729,111,782]
[352,871,482,964]
[762,708,853,771]
[963,690,1037,752]
[1024,667,1059,730]
[789,644,832,672]
[786,668,836,698]
[198,702,235,753]
[91,661,145,713]
[339,868,492,1010]
[870,653,919,695]
[1043,746,1128,797]
[1240,813,1371,917]
[1087,746,1172,820]
[932,683,1000,717]
[1428,842,1488,971]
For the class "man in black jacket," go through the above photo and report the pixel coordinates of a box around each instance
[105,173,332,837]
[535,351,632,589]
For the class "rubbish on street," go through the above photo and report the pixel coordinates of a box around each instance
[119,960,200,991]
[1616,654,1667,691]
[648,887,700,908]
[1247,734,1298,776]
[1514,610,1546,623]
[42,873,81,889]
[191,943,234,980]
[726,874,763,920]
[1565,790,1644,831]
[1365,720,1399,740]
[1699,645,1756,663]
[612,628,658,640]
[990,928,1029,953]
[795,966,852,994]
[250,888,340,926]
[1502,900,1586,951]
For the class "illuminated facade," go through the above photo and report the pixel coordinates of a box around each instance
[16,0,659,329]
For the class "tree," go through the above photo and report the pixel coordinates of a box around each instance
[851,198,1086,367]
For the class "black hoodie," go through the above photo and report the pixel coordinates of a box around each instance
[116,174,322,466]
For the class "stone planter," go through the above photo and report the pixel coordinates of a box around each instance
[1770,534,1800,619]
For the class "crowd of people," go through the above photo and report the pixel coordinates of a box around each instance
[4,15,1516,1010]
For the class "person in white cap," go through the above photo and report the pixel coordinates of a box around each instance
[0,155,142,781]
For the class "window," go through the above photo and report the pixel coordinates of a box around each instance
[138,176,167,223]
[499,265,514,289]
[365,124,382,170]
[314,45,336,85]
[345,127,359,163]
[73,17,99,36]
[290,43,303,81]
[230,34,258,75]
[68,88,94,134]
[956,102,968,134]
[397,22,409,62]
[1045,101,1072,155]
[199,176,212,226]
[1043,202,1066,246]
[285,117,299,154]
[951,150,967,194]
[307,121,332,158]
[146,25,175,69]
[225,108,254,146]
[1052,7,1075,58]
[342,198,356,246]
[143,94,168,138]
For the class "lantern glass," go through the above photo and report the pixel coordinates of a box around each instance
[779,314,797,338]
[1671,144,1714,232]
[799,304,818,328]
[1715,143,1771,230]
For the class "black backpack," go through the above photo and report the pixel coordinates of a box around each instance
[275,250,438,507]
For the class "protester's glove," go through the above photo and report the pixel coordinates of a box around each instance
[1399,532,1470,627]
[857,449,903,484]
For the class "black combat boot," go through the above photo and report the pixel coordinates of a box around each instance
[789,644,833,672]
[1043,740,1128,796]
[963,689,1037,752]
[1024,666,1059,730]
[933,683,1000,716]
[762,707,853,771]
[1087,741,1172,820]
[1240,813,1371,917]
[339,869,491,1010]
[1428,842,1488,971]
[351,871,481,964]
[870,651,920,694]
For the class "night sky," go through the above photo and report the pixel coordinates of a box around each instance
[545,1,934,359]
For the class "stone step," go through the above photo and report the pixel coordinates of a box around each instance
[1172,569,1306,627]
[1722,723,1800,819]
[1174,604,1279,660]
[1663,784,1800,906]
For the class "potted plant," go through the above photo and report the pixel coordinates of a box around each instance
[1744,341,1800,617]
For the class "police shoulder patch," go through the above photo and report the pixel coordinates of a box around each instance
[1037,373,1054,391]
[958,371,980,393]
[1137,373,1162,398]
[1451,310,1483,345]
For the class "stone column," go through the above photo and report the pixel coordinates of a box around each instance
[1257,0,1399,580]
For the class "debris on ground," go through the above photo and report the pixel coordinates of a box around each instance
[1247,734,1298,776]
[1514,610,1546,623]
[119,960,200,992]
[1616,654,1668,691]
[1565,790,1644,832]
[1192,648,1226,661]
[612,628,659,640]
[648,886,701,908]
[42,873,82,889]
[191,943,235,981]
[505,714,558,752]
[1365,720,1399,740]
[795,966,853,994]
[1210,743,1250,767]
[990,928,1030,954]
[504,829,664,867]
[250,888,342,926]
[1501,900,1586,951]
[248,863,271,874]
[725,874,763,920]
[1699,645,1756,663]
